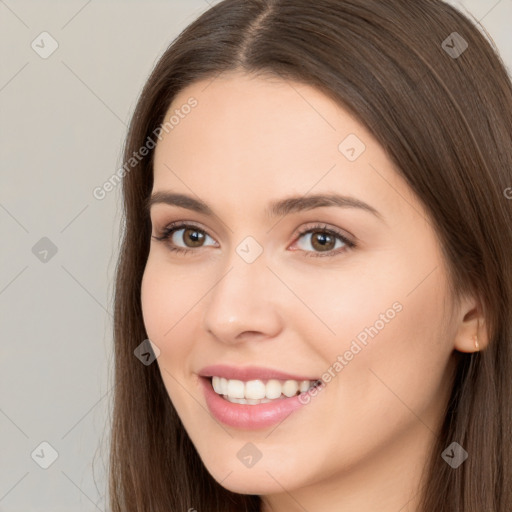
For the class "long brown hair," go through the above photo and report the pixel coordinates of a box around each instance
[108,1,512,510]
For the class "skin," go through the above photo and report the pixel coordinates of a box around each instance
[140,71,487,512]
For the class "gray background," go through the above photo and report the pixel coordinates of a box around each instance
[0,1,510,510]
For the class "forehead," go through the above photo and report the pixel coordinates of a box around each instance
[152,72,424,224]
[158,71,356,164]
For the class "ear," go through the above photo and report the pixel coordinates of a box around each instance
[453,293,488,353]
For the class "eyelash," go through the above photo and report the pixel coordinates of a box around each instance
[152,221,356,258]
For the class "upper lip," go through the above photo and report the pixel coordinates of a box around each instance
[198,364,318,382]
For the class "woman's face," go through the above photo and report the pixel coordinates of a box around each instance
[141,72,460,503]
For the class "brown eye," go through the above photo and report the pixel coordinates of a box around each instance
[152,222,217,254]
[180,227,206,247]
[309,231,337,252]
[152,221,355,258]
[294,223,356,258]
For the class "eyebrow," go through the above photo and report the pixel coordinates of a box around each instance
[146,191,384,221]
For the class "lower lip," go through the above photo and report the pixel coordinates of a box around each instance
[200,377,308,429]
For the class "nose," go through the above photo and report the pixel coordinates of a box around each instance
[201,253,283,345]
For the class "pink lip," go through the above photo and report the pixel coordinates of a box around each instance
[198,364,318,382]
[200,376,309,429]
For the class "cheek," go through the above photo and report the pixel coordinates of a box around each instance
[141,252,195,324]
[140,260,168,341]
[280,252,407,365]
[326,262,453,432]
[140,254,219,382]
[140,257,202,413]
[305,242,452,410]
[140,257,196,357]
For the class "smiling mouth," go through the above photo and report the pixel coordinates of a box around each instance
[209,376,322,405]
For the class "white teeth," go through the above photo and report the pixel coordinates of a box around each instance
[225,396,274,405]
[225,397,243,404]
[282,380,299,397]
[212,376,222,394]
[299,380,310,392]
[220,377,228,395]
[227,379,245,398]
[245,379,266,400]
[210,376,317,403]
[266,379,282,399]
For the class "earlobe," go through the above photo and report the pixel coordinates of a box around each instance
[473,334,480,352]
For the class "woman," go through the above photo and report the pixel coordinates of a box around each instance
[108,1,512,510]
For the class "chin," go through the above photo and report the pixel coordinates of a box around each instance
[207,466,288,495]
